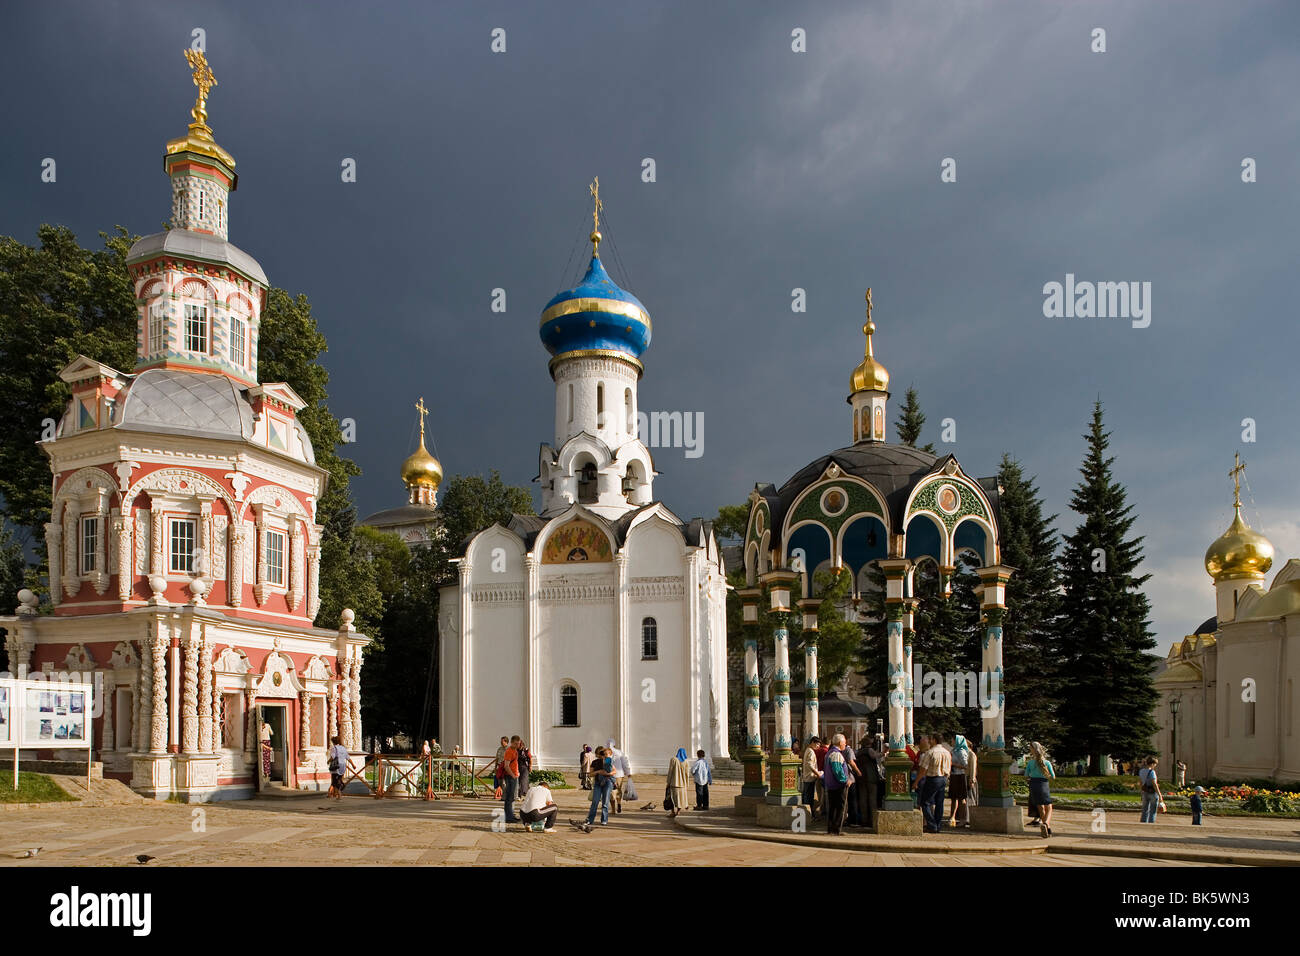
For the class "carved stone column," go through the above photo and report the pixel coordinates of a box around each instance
[299,690,312,758]
[91,499,109,595]
[349,658,363,750]
[288,522,304,612]
[197,628,213,753]
[113,510,133,601]
[134,641,149,751]
[328,683,339,743]
[211,665,223,751]
[62,501,79,597]
[227,523,244,608]
[339,660,354,750]
[149,628,168,754]
[306,543,321,620]
[150,508,165,578]
[198,499,213,579]
[102,679,115,751]
[45,521,63,607]
[253,507,269,606]
[181,631,199,753]
[244,688,258,759]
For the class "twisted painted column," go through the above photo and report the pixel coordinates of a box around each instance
[762,570,801,807]
[903,599,917,746]
[181,632,199,753]
[974,565,1015,820]
[197,630,213,753]
[879,559,914,812]
[148,628,168,754]
[737,588,766,800]
[349,658,363,748]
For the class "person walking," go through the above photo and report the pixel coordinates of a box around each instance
[1025,741,1056,837]
[327,735,349,799]
[822,734,851,835]
[1138,756,1163,824]
[572,746,614,832]
[579,745,594,790]
[692,749,713,810]
[1190,785,1205,826]
[500,736,522,823]
[521,780,559,832]
[947,734,976,828]
[801,736,822,812]
[665,747,691,817]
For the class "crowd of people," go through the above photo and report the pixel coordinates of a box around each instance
[570,742,714,832]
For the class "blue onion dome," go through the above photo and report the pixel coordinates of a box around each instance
[540,255,652,369]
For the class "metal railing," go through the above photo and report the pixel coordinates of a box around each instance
[340,752,498,799]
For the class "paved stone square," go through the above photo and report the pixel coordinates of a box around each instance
[3,777,1294,867]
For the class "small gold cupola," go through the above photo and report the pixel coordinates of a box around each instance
[847,288,891,443]
[400,397,442,506]
[1205,454,1273,625]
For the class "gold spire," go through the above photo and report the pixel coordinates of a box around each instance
[589,176,603,256]
[1205,453,1273,581]
[166,50,235,168]
[849,288,891,394]
[400,396,443,495]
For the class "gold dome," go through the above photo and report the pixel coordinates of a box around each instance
[849,319,890,394]
[1204,506,1273,581]
[401,439,442,490]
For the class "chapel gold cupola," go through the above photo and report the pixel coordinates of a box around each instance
[400,397,443,506]
[166,49,236,240]
[1204,454,1274,624]
[848,288,891,444]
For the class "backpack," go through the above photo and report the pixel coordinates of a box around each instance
[328,753,339,773]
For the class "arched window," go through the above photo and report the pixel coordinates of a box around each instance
[567,383,574,423]
[558,682,579,727]
[625,388,634,433]
[578,461,598,504]
[641,617,658,660]
[596,382,605,428]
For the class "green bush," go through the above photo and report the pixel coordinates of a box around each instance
[1009,777,1029,793]
[1242,792,1296,814]
[529,769,566,787]
[1095,779,1130,794]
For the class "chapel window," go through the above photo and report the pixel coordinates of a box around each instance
[169,518,196,573]
[267,530,286,586]
[184,303,209,353]
[149,304,167,354]
[229,316,246,366]
[80,516,99,574]
[559,683,579,727]
[578,462,598,504]
[641,617,658,660]
[198,190,205,222]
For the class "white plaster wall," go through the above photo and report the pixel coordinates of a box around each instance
[469,602,526,755]
[537,567,616,763]
[627,597,687,770]
[553,357,638,450]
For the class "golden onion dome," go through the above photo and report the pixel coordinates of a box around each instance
[850,319,890,394]
[401,438,442,489]
[1204,506,1273,581]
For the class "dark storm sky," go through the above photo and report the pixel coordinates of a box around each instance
[3,0,1297,648]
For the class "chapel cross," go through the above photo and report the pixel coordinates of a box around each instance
[865,287,873,323]
[1229,452,1246,508]
[184,49,217,127]
[589,176,603,253]
[415,397,428,442]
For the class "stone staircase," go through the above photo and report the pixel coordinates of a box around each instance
[710,757,745,782]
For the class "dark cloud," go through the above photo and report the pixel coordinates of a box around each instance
[2,0,1296,647]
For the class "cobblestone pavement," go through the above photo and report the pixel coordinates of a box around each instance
[0,780,1251,867]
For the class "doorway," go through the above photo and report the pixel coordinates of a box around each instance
[256,703,291,788]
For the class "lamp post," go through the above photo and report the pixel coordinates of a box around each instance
[1169,695,1181,783]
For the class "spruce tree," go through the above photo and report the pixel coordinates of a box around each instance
[895,386,935,453]
[1057,402,1160,772]
[996,454,1063,754]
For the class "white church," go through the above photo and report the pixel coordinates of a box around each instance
[438,186,730,771]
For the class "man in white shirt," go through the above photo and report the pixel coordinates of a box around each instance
[606,738,631,815]
[520,782,558,831]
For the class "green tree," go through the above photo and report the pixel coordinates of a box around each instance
[0,226,138,546]
[714,503,749,544]
[437,471,536,549]
[1056,402,1160,772]
[996,454,1063,754]
[895,386,936,453]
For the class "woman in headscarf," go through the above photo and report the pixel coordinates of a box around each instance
[665,748,691,817]
[947,734,977,828]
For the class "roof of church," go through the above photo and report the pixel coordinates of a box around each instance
[360,503,441,529]
[540,255,651,366]
[117,368,255,440]
[456,507,716,557]
[761,443,998,536]
[127,228,268,286]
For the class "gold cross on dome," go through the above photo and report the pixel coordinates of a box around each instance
[589,177,603,233]
[415,397,428,442]
[865,287,873,322]
[1229,452,1246,508]
[184,49,217,127]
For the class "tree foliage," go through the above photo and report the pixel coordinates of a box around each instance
[895,386,936,453]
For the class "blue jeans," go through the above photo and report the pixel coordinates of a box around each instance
[502,775,519,822]
[920,777,948,831]
[586,778,612,825]
[1140,791,1159,822]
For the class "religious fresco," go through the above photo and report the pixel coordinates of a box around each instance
[541,518,612,563]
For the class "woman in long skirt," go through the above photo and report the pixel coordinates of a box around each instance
[665,748,691,817]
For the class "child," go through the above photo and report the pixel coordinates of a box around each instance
[692,749,713,810]
[1191,785,1205,826]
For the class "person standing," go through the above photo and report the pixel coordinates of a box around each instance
[692,749,713,810]
[1190,785,1205,826]
[500,736,522,823]
[813,736,830,818]
[573,746,614,831]
[822,734,851,835]
[1138,756,1163,824]
[801,736,822,812]
[947,734,975,828]
[1025,741,1055,837]
[607,739,630,814]
[521,780,559,832]
[857,736,883,829]
[579,744,593,790]
[916,734,951,833]
[516,738,532,799]
[665,747,691,817]
[842,738,863,827]
[327,735,349,799]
